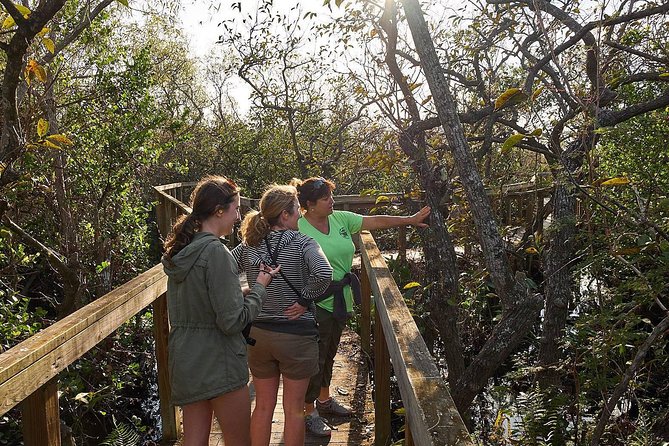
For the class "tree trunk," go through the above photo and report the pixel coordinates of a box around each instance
[452,291,543,411]
[45,74,85,317]
[538,138,587,387]
[401,0,520,307]
[1,0,68,186]
[400,0,543,412]
[398,135,466,385]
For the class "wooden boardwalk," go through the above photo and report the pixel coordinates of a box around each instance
[178,329,374,445]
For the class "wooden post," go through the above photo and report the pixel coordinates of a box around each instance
[21,378,61,446]
[374,309,391,446]
[405,420,414,446]
[360,260,371,357]
[153,293,180,440]
[524,193,533,224]
[536,191,545,236]
[155,193,169,241]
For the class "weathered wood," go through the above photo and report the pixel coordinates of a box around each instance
[406,420,414,446]
[358,231,473,445]
[153,181,197,192]
[359,253,372,357]
[21,377,60,446]
[0,265,167,417]
[374,307,392,446]
[334,193,413,213]
[154,293,180,440]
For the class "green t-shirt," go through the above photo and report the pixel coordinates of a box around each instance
[298,211,363,313]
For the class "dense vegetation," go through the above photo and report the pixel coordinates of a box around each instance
[1,0,667,444]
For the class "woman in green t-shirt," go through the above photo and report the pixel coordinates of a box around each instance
[292,177,430,437]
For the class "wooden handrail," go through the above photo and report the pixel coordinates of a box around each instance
[154,184,476,445]
[356,231,474,445]
[0,265,171,443]
[0,266,165,412]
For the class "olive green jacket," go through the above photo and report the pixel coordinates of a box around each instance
[162,232,266,405]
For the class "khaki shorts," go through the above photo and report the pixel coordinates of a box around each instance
[248,326,319,380]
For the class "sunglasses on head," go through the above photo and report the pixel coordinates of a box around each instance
[312,177,326,190]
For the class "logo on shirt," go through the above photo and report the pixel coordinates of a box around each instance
[339,227,349,239]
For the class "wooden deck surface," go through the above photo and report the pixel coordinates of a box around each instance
[174,329,374,445]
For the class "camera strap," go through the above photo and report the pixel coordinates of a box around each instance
[264,233,302,299]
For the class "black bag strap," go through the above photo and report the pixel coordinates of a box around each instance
[264,233,302,299]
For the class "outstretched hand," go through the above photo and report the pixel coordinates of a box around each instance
[409,206,431,227]
[255,263,281,287]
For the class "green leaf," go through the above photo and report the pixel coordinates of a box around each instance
[37,118,49,138]
[12,3,31,16]
[42,37,55,54]
[531,86,544,101]
[394,407,406,415]
[96,261,110,273]
[2,16,15,29]
[501,133,525,153]
[40,139,62,150]
[659,73,669,78]
[494,88,528,110]
[46,134,74,147]
[403,281,421,290]
[600,177,630,186]
[116,0,129,6]
[529,128,543,137]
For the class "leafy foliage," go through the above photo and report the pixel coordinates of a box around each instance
[100,420,140,446]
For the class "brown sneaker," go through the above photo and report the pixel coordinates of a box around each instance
[316,397,352,417]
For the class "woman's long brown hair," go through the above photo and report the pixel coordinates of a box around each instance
[163,175,239,261]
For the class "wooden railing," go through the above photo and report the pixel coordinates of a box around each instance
[0,264,177,444]
[355,231,473,445]
[1,179,549,445]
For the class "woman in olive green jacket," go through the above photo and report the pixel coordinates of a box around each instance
[162,176,280,446]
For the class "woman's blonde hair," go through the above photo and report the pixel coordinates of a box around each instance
[240,184,298,246]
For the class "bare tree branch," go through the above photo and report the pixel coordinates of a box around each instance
[604,39,669,65]
[590,315,669,446]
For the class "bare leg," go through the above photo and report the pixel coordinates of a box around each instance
[182,400,213,446]
[250,376,280,446]
[211,385,252,446]
[305,386,332,414]
[282,377,310,446]
[318,386,330,403]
